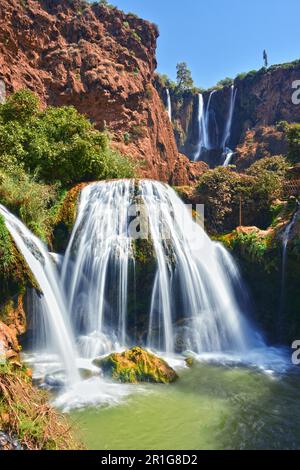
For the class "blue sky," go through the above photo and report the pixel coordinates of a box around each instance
[110,0,300,88]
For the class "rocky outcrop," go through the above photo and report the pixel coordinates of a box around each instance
[234,125,288,170]
[0,0,205,184]
[93,346,178,383]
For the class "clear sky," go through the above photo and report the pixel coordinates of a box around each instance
[110,0,300,88]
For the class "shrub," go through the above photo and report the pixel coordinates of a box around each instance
[287,123,300,164]
[0,167,57,241]
[216,77,233,88]
[197,165,284,233]
[246,155,290,179]
[0,90,136,186]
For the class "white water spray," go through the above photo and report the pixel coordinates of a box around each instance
[221,85,237,149]
[0,205,79,384]
[166,88,172,121]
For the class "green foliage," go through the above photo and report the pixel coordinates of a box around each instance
[231,232,267,263]
[197,165,284,233]
[0,90,135,186]
[246,155,290,179]
[176,62,194,92]
[0,89,39,123]
[287,123,300,164]
[0,167,57,241]
[0,215,15,279]
[216,77,234,88]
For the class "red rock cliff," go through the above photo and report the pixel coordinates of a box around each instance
[0,0,206,184]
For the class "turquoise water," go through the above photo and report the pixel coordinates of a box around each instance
[71,361,300,450]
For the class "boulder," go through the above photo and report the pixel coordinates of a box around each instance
[93,347,178,384]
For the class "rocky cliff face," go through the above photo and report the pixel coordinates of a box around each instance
[157,62,300,165]
[0,0,206,184]
[233,125,288,170]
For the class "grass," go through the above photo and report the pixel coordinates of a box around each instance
[0,363,82,450]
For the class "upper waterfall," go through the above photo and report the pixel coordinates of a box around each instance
[166,88,172,121]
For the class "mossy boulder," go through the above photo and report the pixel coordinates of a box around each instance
[93,347,178,384]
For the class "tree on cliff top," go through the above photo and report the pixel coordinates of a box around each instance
[176,62,194,92]
[263,50,268,68]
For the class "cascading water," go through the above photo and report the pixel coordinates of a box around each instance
[194,87,237,165]
[61,180,135,357]
[223,148,234,167]
[204,90,216,150]
[221,85,237,150]
[0,179,264,403]
[0,205,79,384]
[141,181,261,353]
[166,88,172,121]
[278,201,300,335]
[195,94,206,160]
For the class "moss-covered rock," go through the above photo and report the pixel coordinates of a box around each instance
[93,347,178,384]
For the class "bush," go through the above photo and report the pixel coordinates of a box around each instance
[216,77,233,88]
[0,167,57,241]
[246,155,289,179]
[0,90,135,186]
[287,123,300,164]
[197,165,284,233]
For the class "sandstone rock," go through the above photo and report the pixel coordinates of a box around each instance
[93,346,178,384]
[0,0,205,185]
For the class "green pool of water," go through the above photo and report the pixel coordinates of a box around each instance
[71,363,300,450]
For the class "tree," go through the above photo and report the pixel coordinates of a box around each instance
[0,90,135,186]
[263,50,268,68]
[176,62,194,91]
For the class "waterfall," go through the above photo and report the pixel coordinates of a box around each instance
[194,94,206,160]
[0,205,79,384]
[166,88,172,121]
[221,85,237,149]
[1,179,262,373]
[204,90,216,150]
[278,202,300,335]
[61,180,134,357]
[140,181,260,353]
[223,148,234,167]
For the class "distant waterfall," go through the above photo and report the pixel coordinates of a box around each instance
[223,148,234,167]
[195,94,206,160]
[204,90,217,150]
[166,88,172,121]
[0,205,79,384]
[221,85,237,149]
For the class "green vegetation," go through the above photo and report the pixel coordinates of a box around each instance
[287,123,300,163]
[216,77,234,88]
[0,90,135,241]
[197,158,287,233]
[176,62,194,92]
[0,362,82,449]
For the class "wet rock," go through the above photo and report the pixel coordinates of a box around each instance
[0,432,22,450]
[93,346,178,384]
